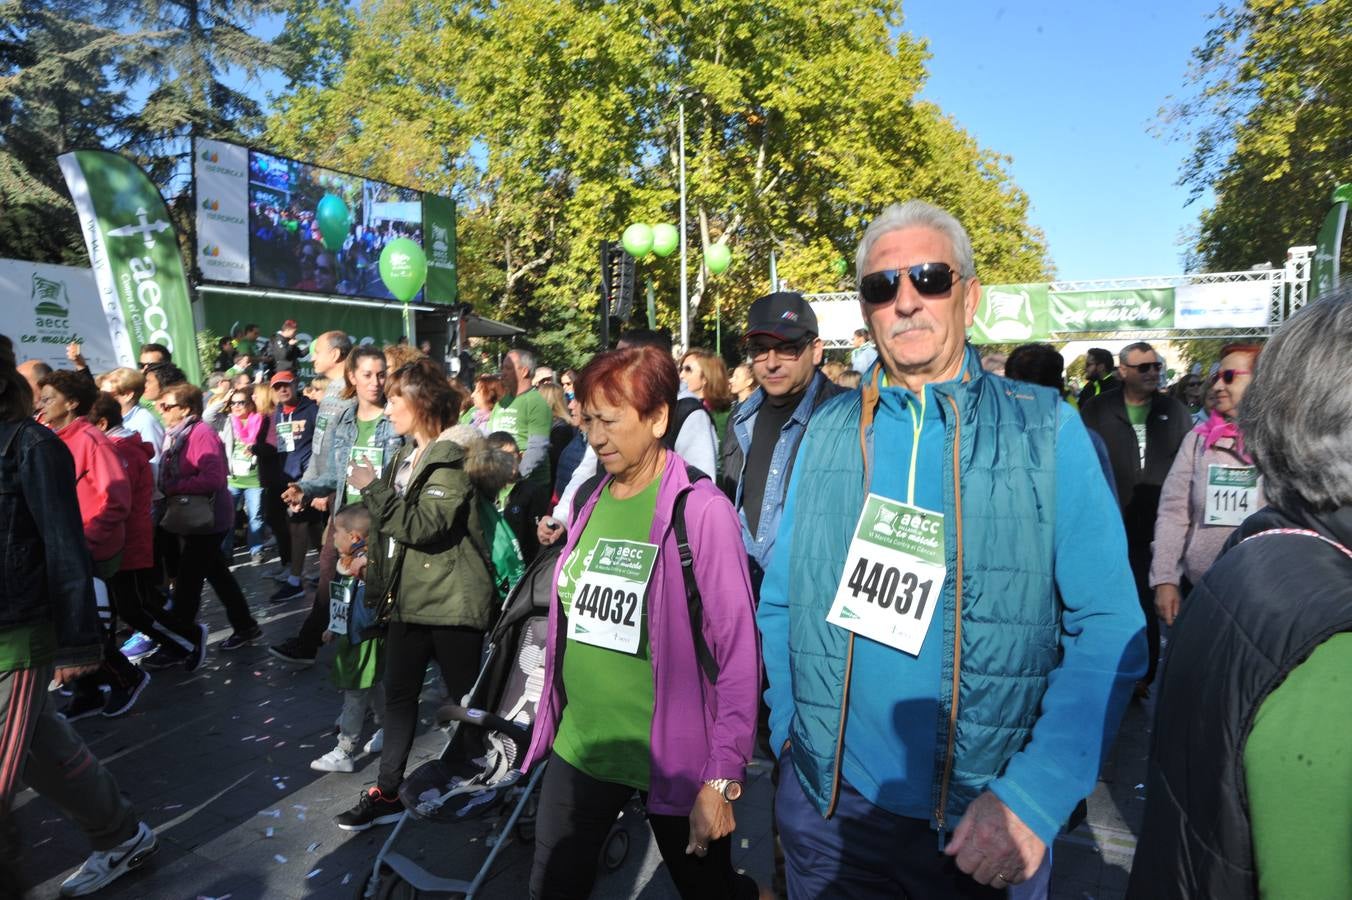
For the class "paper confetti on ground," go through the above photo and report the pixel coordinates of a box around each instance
[274,854,287,864]
[258,809,282,818]
[306,868,322,880]
[265,827,274,838]
[307,842,320,854]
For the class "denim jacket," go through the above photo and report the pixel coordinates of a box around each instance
[298,405,403,512]
[0,419,102,666]
[729,371,844,573]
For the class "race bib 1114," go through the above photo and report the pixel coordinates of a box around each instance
[1205,465,1259,527]
[826,494,947,656]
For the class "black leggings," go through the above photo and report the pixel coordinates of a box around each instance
[377,620,484,794]
[163,529,257,635]
[108,569,198,654]
[530,755,759,900]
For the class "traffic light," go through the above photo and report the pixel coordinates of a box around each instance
[598,240,636,348]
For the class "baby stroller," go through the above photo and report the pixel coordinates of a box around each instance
[353,545,631,898]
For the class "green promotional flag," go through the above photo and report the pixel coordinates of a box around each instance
[972,283,1051,343]
[58,150,202,384]
[1312,186,1350,299]
[423,193,458,305]
[1048,288,1174,332]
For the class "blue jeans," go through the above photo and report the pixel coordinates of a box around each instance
[228,485,265,556]
[776,762,1005,900]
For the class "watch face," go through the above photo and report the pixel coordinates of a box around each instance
[725,781,743,801]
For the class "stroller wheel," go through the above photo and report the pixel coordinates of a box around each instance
[514,789,540,843]
[601,827,629,872]
[354,865,425,900]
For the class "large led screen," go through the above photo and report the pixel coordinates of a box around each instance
[246,150,424,302]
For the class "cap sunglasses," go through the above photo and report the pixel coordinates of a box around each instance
[859,263,960,305]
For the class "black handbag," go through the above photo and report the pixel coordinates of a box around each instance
[160,493,216,535]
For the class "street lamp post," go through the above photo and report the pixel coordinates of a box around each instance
[678,99,688,353]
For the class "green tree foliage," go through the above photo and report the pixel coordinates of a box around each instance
[269,0,1049,366]
[1164,0,1352,272]
[0,1,125,262]
[1,0,288,264]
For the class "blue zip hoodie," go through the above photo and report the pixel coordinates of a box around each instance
[758,347,1145,844]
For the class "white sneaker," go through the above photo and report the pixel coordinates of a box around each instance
[59,820,157,896]
[310,746,356,773]
[363,728,384,755]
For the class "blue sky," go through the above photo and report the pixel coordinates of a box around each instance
[903,0,1220,281]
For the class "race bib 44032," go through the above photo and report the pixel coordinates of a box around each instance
[826,494,946,656]
[566,538,657,655]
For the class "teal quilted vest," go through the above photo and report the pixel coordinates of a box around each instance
[785,351,1061,830]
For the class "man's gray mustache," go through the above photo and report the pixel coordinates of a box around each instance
[888,319,936,338]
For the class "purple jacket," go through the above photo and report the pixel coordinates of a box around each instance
[161,419,233,534]
[522,451,760,815]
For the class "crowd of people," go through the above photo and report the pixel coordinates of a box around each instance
[1,199,1348,900]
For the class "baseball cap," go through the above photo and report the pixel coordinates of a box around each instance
[744,291,818,343]
[269,371,296,387]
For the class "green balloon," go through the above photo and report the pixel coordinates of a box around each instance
[651,223,679,258]
[622,223,654,258]
[831,257,849,276]
[379,238,428,303]
[315,194,351,251]
[705,243,731,275]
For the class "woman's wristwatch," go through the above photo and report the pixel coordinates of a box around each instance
[704,778,743,801]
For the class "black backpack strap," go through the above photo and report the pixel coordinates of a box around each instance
[571,470,607,524]
[663,395,706,450]
[673,464,719,684]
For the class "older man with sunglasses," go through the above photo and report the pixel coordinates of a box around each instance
[757,200,1145,899]
[1080,342,1192,697]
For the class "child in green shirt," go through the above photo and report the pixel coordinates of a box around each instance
[310,505,386,773]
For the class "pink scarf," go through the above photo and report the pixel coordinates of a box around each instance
[231,411,263,447]
[1194,410,1250,463]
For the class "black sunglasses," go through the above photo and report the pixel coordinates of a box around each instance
[1128,362,1164,374]
[1219,368,1251,385]
[745,339,809,363]
[859,263,960,304]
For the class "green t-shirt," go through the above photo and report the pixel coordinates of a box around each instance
[0,621,55,671]
[346,414,385,505]
[1245,632,1352,899]
[1126,400,1149,467]
[552,476,661,790]
[227,419,261,489]
[489,391,551,487]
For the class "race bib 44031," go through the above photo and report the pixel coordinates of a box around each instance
[566,538,657,655]
[826,494,946,656]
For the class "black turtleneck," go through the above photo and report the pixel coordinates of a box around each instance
[742,388,808,536]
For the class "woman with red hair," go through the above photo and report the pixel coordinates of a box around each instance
[522,345,762,900]
[1150,343,1267,625]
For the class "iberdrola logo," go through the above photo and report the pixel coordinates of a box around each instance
[201,149,219,163]
[202,198,220,211]
[202,244,221,257]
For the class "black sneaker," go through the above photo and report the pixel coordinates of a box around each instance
[58,692,106,722]
[335,787,403,832]
[269,582,305,604]
[184,623,210,673]
[141,647,187,671]
[220,626,263,651]
[102,670,151,718]
[267,638,316,667]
